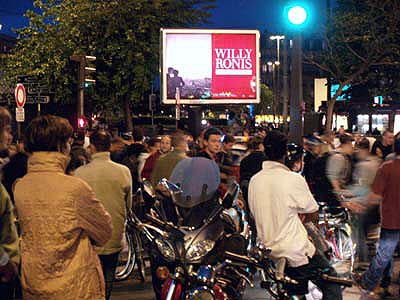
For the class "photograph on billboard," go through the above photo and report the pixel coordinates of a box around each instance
[161,29,260,104]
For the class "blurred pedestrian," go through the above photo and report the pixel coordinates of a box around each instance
[355,136,400,299]
[14,115,112,300]
[349,138,381,264]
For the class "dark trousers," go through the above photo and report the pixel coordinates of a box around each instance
[285,253,342,300]
[0,282,15,300]
[99,252,120,300]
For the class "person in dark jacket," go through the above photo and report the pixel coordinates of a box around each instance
[239,136,265,206]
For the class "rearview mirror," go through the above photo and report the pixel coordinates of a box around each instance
[142,180,156,198]
[222,182,240,209]
[158,178,182,194]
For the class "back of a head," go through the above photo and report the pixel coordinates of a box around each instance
[247,136,264,151]
[358,138,370,151]
[133,127,144,143]
[263,130,287,161]
[171,132,186,148]
[90,130,111,152]
[339,133,353,146]
[147,137,160,148]
[25,115,73,153]
[222,134,235,144]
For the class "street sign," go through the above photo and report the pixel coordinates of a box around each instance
[15,84,26,107]
[15,107,25,122]
[16,75,53,104]
[26,95,50,104]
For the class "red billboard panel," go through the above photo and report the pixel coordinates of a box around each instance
[161,29,260,105]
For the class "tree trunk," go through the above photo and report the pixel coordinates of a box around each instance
[123,97,133,133]
[326,99,335,131]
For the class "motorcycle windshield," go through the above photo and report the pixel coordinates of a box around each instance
[170,157,220,208]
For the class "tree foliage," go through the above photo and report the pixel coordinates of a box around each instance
[305,0,400,130]
[254,83,273,115]
[0,0,215,130]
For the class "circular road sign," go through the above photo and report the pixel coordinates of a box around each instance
[15,83,26,108]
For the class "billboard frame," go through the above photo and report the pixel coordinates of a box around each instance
[160,28,260,105]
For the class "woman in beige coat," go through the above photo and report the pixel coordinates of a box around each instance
[14,115,113,300]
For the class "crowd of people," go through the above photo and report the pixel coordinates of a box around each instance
[0,104,399,300]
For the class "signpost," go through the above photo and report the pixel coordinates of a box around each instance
[15,83,26,142]
[17,75,53,115]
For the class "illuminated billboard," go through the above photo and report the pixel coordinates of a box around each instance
[161,29,260,104]
[331,83,351,101]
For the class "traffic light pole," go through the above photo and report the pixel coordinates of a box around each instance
[78,58,85,117]
[289,33,304,144]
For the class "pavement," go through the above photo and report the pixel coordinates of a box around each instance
[111,265,400,300]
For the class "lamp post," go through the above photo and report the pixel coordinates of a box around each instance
[269,35,285,65]
[270,35,285,121]
[286,4,308,144]
[267,61,277,119]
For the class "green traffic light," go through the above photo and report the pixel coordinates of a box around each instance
[288,5,307,25]
[283,3,310,29]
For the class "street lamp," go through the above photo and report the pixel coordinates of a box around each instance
[269,35,285,64]
[287,6,307,25]
[270,35,285,121]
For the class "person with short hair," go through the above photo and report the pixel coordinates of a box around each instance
[239,136,265,205]
[326,133,362,211]
[141,135,171,180]
[249,130,342,300]
[0,107,19,298]
[150,132,187,187]
[371,130,394,159]
[14,115,112,300]
[197,127,222,161]
[75,130,132,300]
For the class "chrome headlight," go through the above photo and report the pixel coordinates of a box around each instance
[155,238,176,261]
[185,240,215,262]
[186,286,215,300]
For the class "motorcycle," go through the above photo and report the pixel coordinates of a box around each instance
[224,246,353,300]
[149,180,251,300]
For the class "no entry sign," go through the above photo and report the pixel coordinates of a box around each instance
[15,83,26,108]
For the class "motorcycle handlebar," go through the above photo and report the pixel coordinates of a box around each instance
[225,251,259,267]
[321,274,353,287]
[144,213,166,228]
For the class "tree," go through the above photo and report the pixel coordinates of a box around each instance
[254,83,273,114]
[0,0,215,131]
[305,0,400,130]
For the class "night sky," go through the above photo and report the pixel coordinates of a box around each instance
[0,0,327,37]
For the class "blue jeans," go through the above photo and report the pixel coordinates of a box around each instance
[362,229,400,291]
